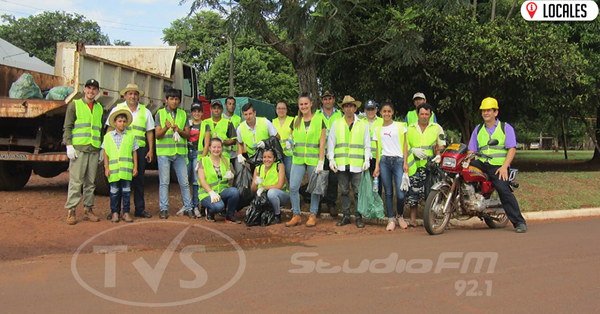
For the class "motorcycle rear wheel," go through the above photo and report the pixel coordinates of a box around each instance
[423,186,452,235]
[484,192,509,229]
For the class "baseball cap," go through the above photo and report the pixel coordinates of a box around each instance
[85,79,99,88]
[321,90,334,98]
[191,101,203,111]
[211,100,223,108]
[365,99,378,109]
[412,92,426,100]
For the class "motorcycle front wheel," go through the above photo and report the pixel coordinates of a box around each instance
[423,185,452,235]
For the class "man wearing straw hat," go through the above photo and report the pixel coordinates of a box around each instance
[105,83,154,219]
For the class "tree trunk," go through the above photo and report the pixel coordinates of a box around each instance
[491,0,497,21]
[592,104,600,163]
[294,59,319,105]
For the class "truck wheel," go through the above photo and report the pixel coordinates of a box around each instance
[31,162,69,178]
[94,162,110,196]
[0,161,32,191]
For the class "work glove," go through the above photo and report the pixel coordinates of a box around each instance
[256,140,266,149]
[173,131,181,143]
[66,145,78,160]
[237,154,246,165]
[255,176,264,185]
[285,141,294,150]
[98,148,104,163]
[362,159,370,171]
[315,160,324,173]
[400,173,410,191]
[257,187,265,197]
[329,159,338,173]
[224,170,234,180]
[412,148,428,160]
[432,155,441,164]
[209,191,221,203]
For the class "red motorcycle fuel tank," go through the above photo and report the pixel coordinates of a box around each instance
[463,165,488,182]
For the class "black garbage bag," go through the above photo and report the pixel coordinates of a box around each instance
[425,158,445,197]
[235,165,254,211]
[247,148,264,167]
[306,170,329,196]
[246,136,285,167]
[244,194,274,226]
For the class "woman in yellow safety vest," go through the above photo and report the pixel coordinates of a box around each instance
[285,93,326,228]
[373,102,409,231]
[272,101,294,182]
[251,149,288,224]
[197,138,240,223]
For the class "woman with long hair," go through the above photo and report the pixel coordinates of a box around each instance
[272,101,294,183]
[251,149,289,224]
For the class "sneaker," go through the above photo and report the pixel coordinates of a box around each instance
[226,216,241,224]
[515,224,527,233]
[193,207,202,218]
[386,219,396,231]
[187,209,196,219]
[205,212,216,222]
[397,217,408,229]
[176,207,186,216]
[159,210,169,219]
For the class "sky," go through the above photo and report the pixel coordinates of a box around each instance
[0,0,200,46]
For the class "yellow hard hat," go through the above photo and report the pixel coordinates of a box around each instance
[480,97,499,110]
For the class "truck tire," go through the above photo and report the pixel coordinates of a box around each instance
[31,162,69,178]
[0,161,32,191]
[94,162,110,196]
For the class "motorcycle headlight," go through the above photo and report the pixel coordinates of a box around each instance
[442,157,456,168]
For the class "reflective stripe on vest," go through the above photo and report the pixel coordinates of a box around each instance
[477,122,508,166]
[240,117,269,157]
[406,110,436,126]
[156,108,188,156]
[375,121,407,158]
[292,114,323,166]
[272,116,294,157]
[406,123,439,176]
[72,99,103,148]
[224,114,241,157]
[115,103,148,147]
[104,132,135,183]
[363,117,383,156]
[333,118,368,168]
[198,156,230,201]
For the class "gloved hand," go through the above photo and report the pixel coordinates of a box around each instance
[285,141,293,150]
[256,141,266,149]
[315,160,324,173]
[237,154,246,165]
[412,148,427,160]
[362,159,370,171]
[257,187,265,197]
[209,191,221,203]
[98,148,104,163]
[432,155,441,164]
[66,145,78,160]
[400,173,410,191]
[255,176,264,185]
[173,131,181,143]
[224,170,234,179]
[329,159,338,173]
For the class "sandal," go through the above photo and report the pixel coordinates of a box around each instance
[397,217,408,229]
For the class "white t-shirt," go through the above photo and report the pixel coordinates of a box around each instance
[374,123,407,157]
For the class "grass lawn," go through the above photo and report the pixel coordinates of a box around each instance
[515,150,594,162]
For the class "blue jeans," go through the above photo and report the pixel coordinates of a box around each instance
[266,189,290,215]
[110,180,131,214]
[282,155,293,184]
[187,149,199,208]
[200,187,240,217]
[290,163,321,215]
[380,156,406,218]
[157,154,193,212]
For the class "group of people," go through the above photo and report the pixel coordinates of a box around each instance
[63,79,526,233]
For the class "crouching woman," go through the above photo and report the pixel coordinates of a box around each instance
[251,149,289,224]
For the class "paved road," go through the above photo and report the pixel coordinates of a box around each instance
[1,217,599,313]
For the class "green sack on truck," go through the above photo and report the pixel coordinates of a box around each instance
[45,86,74,100]
[357,171,385,219]
[8,73,44,99]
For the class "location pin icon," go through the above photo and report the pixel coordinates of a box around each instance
[526,2,537,18]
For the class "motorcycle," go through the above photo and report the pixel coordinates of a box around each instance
[422,139,519,235]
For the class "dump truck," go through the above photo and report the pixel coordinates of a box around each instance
[0,42,198,191]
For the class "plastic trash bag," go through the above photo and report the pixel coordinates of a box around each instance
[235,165,254,211]
[306,170,329,196]
[425,158,445,197]
[9,73,43,99]
[357,171,385,219]
[247,148,264,167]
[244,194,274,226]
[45,86,74,100]
[246,136,285,167]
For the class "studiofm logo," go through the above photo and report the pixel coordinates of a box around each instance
[521,1,599,21]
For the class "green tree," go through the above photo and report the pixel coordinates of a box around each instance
[113,39,131,46]
[0,11,111,66]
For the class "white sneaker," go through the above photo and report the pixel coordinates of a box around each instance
[193,207,202,218]
[386,219,396,231]
[175,207,186,216]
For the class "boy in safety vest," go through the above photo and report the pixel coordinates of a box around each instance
[154,89,193,219]
[236,103,279,169]
[316,90,342,217]
[103,109,139,223]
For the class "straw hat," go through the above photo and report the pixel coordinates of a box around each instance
[108,108,133,129]
[119,83,145,97]
[338,95,362,108]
